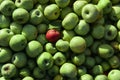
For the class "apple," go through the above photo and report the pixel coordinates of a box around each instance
[37,34,48,45]
[33,67,46,79]
[37,23,48,34]
[70,36,86,54]
[55,0,70,8]
[10,22,22,34]
[26,40,43,58]
[55,39,69,52]
[0,14,10,28]
[74,19,90,36]
[44,4,60,20]
[0,28,14,47]
[15,0,34,11]
[84,35,94,47]
[36,4,47,13]
[117,19,120,30]
[0,0,16,16]
[0,76,11,80]
[94,74,108,80]
[29,9,44,25]
[98,44,114,59]
[19,68,30,77]
[73,0,88,16]
[11,52,27,68]
[60,63,77,78]
[53,74,64,80]
[38,0,49,4]
[53,52,66,66]
[104,24,117,41]
[77,66,87,77]
[22,76,34,80]
[27,59,36,70]
[37,52,54,70]
[62,12,79,30]
[1,63,17,78]
[9,34,27,52]
[48,65,59,77]
[22,24,38,41]
[0,47,12,63]
[12,8,29,24]
[46,29,60,43]
[108,69,120,80]
[92,65,103,75]
[45,42,57,54]
[117,31,120,43]
[80,74,93,80]
[81,4,100,23]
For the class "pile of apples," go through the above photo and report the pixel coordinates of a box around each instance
[1,0,120,80]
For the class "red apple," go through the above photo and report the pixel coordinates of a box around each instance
[46,29,60,43]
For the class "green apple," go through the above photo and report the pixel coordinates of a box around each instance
[1,63,17,78]
[19,68,30,77]
[77,66,87,77]
[60,63,77,78]
[98,44,114,58]
[55,39,69,52]
[97,0,112,14]
[94,56,102,64]
[45,42,57,54]
[53,74,64,80]
[37,24,48,34]
[0,14,10,28]
[74,19,90,36]
[37,52,54,70]
[0,47,12,63]
[26,40,43,58]
[84,35,94,47]
[36,4,47,13]
[108,69,120,80]
[101,61,111,72]
[12,8,29,24]
[15,0,34,11]
[71,53,85,66]
[62,12,79,30]
[9,34,27,51]
[0,0,16,16]
[93,17,105,25]
[55,0,70,8]
[37,34,48,45]
[70,36,86,54]
[104,24,117,41]
[73,0,88,16]
[62,30,75,42]
[22,24,38,41]
[53,52,66,66]
[33,67,46,79]
[117,31,120,43]
[80,74,93,80]
[38,0,49,4]
[48,65,59,77]
[91,41,101,54]
[0,28,14,46]
[82,4,100,23]
[95,74,108,80]
[29,9,44,25]
[10,22,22,34]
[12,52,27,68]
[91,24,105,39]
[92,65,103,75]
[27,59,36,70]
[22,76,34,80]
[117,19,120,30]
[44,4,60,20]
[60,7,73,19]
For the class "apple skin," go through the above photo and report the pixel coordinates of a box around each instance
[60,63,77,78]
[12,8,29,24]
[19,68,30,77]
[9,34,27,52]
[82,4,99,23]
[84,35,94,47]
[22,76,34,80]
[95,74,108,80]
[70,36,86,54]
[0,28,14,47]
[73,0,88,16]
[53,74,64,80]
[15,0,34,11]
[46,29,60,43]
[92,65,103,75]
[108,69,120,80]
[80,74,93,80]
[22,24,38,41]
[0,0,16,16]
[37,34,48,45]
[55,0,70,8]
[12,52,27,68]
[0,14,10,28]
[62,12,79,30]
[37,52,54,70]
[37,23,48,34]
[26,40,43,58]
[0,47,12,63]
[44,4,60,20]
[1,63,17,78]
[48,65,59,77]
[53,52,66,66]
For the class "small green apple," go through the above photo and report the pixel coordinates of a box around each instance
[26,40,43,58]
[60,63,77,78]
[77,66,87,77]
[12,8,29,24]
[101,61,111,72]
[62,12,79,30]
[117,19,120,30]
[37,52,54,70]
[9,34,27,52]
[44,4,60,20]
[84,35,94,47]
[53,52,66,66]
[95,74,108,80]
[36,4,47,13]
[0,0,16,16]
[55,0,70,8]
[37,24,48,34]
[22,76,34,80]
[15,0,34,11]
[37,34,48,45]
[22,24,38,41]
[108,69,120,80]
[53,74,64,80]
[92,65,103,75]
[91,41,101,54]
[19,68,30,77]
[48,65,59,77]
[81,74,93,80]
[27,59,36,70]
